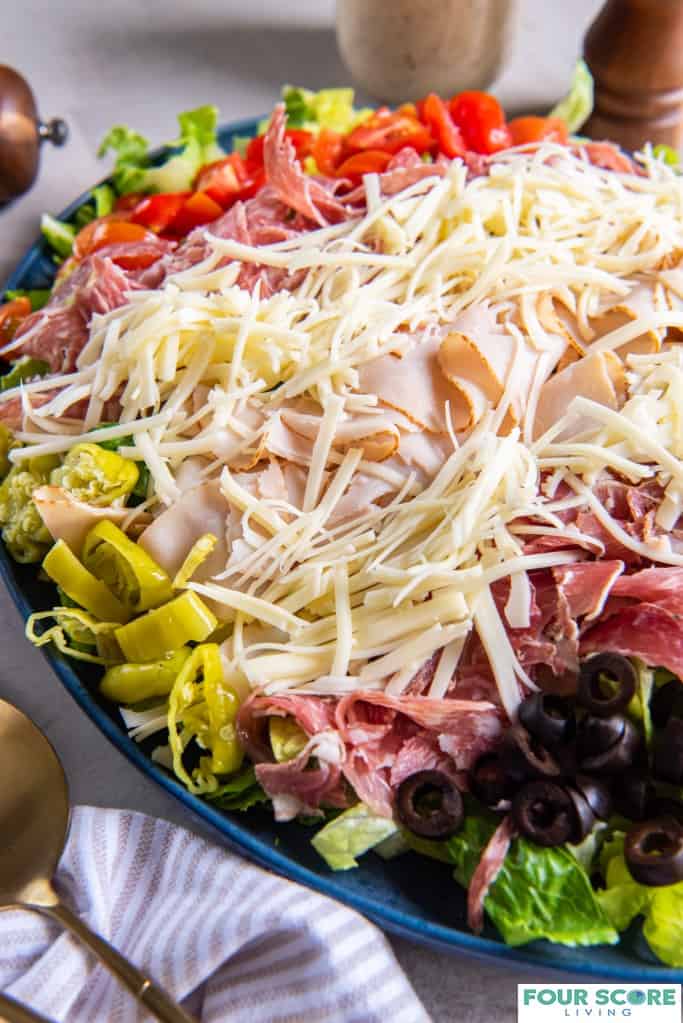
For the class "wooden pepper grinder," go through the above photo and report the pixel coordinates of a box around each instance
[0,65,67,204]
[583,0,683,151]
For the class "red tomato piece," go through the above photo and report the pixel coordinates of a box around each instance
[346,109,433,156]
[285,129,315,161]
[73,219,156,262]
[419,93,466,159]
[164,191,224,237]
[131,192,190,233]
[335,150,392,181]
[195,153,265,208]
[449,91,511,154]
[0,297,32,343]
[245,135,265,170]
[508,116,569,146]
[313,130,346,175]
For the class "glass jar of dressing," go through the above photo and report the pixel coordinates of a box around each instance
[336,0,516,103]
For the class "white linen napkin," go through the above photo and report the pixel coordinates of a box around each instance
[0,807,430,1023]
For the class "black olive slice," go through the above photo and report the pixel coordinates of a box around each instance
[625,818,683,886]
[511,780,574,847]
[576,713,626,760]
[395,769,464,839]
[502,724,562,780]
[578,653,637,717]
[650,680,683,729]
[653,718,683,786]
[517,692,574,748]
[566,786,596,844]
[469,752,512,808]
[579,717,641,775]
[613,769,655,821]
[574,774,612,821]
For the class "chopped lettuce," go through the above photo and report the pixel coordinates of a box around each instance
[0,357,50,392]
[312,803,398,870]
[208,765,269,812]
[73,184,117,230]
[598,833,683,967]
[653,144,680,168]
[281,85,372,134]
[41,213,75,260]
[549,59,594,133]
[98,105,224,196]
[4,288,51,311]
[629,658,655,750]
[447,812,618,947]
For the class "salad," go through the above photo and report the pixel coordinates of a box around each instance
[2,62,683,964]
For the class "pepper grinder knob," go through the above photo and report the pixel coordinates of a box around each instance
[0,65,68,204]
[583,0,683,151]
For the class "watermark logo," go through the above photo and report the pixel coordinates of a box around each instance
[518,984,681,1022]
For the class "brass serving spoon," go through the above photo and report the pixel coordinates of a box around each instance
[0,990,55,1023]
[0,700,196,1023]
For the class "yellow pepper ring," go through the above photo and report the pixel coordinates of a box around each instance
[168,643,243,793]
[114,590,218,663]
[99,647,192,704]
[82,519,173,614]
[42,540,130,624]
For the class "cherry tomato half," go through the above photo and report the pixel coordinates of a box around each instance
[335,150,392,181]
[313,130,346,175]
[419,93,466,159]
[196,153,265,207]
[508,116,569,147]
[73,219,156,263]
[0,297,32,344]
[346,109,433,156]
[131,192,190,233]
[449,91,511,154]
[164,191,224,237]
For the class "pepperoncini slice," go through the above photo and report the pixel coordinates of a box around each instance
[42,540,130,623]
[114,590,217,662]
[100,647,191,704]
[168,643,243,794]
[26,607,121,665]
[50,443,139,506]
[172,532,217,589]
[82,520,173,613]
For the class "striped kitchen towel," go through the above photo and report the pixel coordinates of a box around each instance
[0,807,429,1023]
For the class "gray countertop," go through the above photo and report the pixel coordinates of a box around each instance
[1,2,604,1019]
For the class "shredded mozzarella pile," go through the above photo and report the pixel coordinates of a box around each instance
[10,142,683,714]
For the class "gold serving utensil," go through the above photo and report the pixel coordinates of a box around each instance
[0,700,196,1023]
[0,991,55,1023]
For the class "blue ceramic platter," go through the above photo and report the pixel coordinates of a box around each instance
[2,117,680,981]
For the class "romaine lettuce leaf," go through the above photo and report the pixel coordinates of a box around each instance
[0,357,50,392]
[629,658,654,749]
[653,144,680,168]
[549,59,594,133]
[312,803,398,870]
[98,106,224,195]
[598,833,683,966]
[41,213,75,259]
[4,289,51,311]
[207,765,268,811]
[448,812,618,947]
[281,85,372,135]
